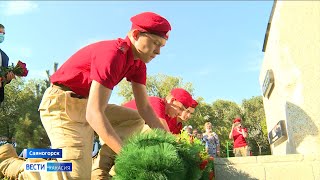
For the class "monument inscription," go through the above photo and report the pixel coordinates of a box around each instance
[262,69,275,98]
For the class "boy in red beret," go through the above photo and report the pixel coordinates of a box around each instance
[169,99,198,134]
[0,11,172,179]
[229,117,248,157]
[124,88,196,134]
[92,88,196,179]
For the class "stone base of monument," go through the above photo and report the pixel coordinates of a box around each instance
[214,154,320,180]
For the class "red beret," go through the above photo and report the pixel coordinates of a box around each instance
[171,88,193,108]
[191,99,198,108]
[233,118,241,123]
[130,12,171,40]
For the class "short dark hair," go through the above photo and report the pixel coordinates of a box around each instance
[0,24,5,29]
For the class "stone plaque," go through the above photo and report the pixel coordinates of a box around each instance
[268,120,287,144]
[262,69,275,98]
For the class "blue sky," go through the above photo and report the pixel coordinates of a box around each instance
[0,1,273,105]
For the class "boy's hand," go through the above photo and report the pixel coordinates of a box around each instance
[231,123,235,129]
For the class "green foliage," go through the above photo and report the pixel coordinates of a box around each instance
[242,96,271,155]
[114,130,210,180]
[187,97,213,132]
[0,78,26,140]
[211,100,242,157]
[14,113,50,153]
[188,99,242,157]
[176,131,203,180]
[199,157,214,180]
[0,78,50,153]
[117,73,194,103]
[0,63,58,153]
[114,130,185,180]
[44,62,58,88]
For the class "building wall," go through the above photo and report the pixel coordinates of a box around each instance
[259,1,320,154]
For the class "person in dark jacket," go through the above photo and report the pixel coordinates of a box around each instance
[0,24,15,104]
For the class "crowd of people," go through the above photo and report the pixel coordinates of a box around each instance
[0,11,249,179]
[183,123,221,158]
[182,117,250,158]
[189,117,252,157]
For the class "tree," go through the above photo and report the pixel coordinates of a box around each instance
[15,113,50,153]
[44,62,58,88]
[0,78,50,153]
[242,96,271,155]
[0,62,62,154]
[0,78,30,141]
[187,97,213,132]
[210,100,242,157]
[182,99,243,158]
[117,73,194,103]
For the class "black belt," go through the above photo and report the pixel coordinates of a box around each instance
[52,83,86,99]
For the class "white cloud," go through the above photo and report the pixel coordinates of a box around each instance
[2,1,38,16]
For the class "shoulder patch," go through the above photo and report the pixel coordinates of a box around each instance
[118,42,129,53]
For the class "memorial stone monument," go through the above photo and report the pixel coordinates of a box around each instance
[215,1,320,179]
[259,0,320,155]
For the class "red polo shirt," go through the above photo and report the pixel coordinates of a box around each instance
[167,117,182,134]
[232,128,248,148]
[50,37,146,97]
[123,96,182,134]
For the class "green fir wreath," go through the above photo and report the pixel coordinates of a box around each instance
[113,129,214,180]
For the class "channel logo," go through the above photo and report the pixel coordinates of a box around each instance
[24,162,47,172]
[25,162,72,172]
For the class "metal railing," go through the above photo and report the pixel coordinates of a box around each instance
[226,141,233,158]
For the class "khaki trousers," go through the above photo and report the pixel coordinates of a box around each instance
[234,146,248,157]
[1,86,93,179]
[1,85,149,180]
[91,105,151,180]
[30,85,93,179]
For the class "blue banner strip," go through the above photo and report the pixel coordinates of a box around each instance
[26,149,62,158]
[47,162,72,172]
